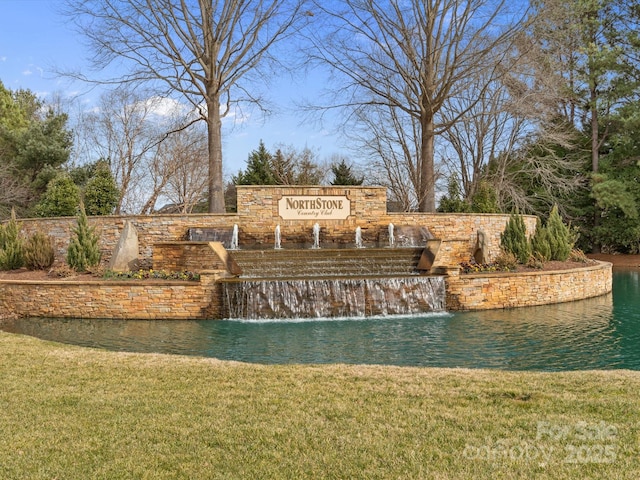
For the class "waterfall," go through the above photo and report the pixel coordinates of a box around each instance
[388,223,395,247]
[222,276,446,319]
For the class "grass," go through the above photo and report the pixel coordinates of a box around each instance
[0,331,638,479]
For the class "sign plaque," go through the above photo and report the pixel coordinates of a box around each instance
[278,195,351,220]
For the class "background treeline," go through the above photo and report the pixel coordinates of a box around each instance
[2,0,640,254]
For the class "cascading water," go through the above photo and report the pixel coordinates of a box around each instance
[222,276,446,319]
[388,223,395,247]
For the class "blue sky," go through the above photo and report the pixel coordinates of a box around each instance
[0,0,345,175]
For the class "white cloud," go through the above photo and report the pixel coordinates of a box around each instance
[0,56,7,62]
[222,104,252,128]
[143,96,188,117]
[22,69,32,76]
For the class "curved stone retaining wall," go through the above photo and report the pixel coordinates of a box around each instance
[0,263,612,319]
[445,261,612,310]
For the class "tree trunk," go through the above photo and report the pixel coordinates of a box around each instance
[591,86,599,174]
[418,117,436,212]
[590,83,601,253]
[207,95,225,213]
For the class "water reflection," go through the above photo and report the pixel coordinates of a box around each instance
[2,272,639,371]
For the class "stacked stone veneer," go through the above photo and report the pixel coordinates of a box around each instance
[152,242,227,272]
[0,279,222,320]
[446,262,612,310]
[14,186,536,266]
[1,186,613,318]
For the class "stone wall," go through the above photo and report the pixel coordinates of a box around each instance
[445,261,612,310]
[0,262,612,319]
[3,185,601,319]
[0,279,222,320]
[15,213,241,267]
[12,185,537,267]
[153,242,228,272]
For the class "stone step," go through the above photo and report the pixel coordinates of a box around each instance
[229,247,424,278]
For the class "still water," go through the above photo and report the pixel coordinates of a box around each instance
[2,271,639,371]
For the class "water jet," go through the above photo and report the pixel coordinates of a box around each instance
[355,226,363,248]
[274,224,282,249]
[311,223,320,249]
[229,224,239,250]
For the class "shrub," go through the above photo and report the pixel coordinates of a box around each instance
[0,208,25,270]
[569,248,590,263]
[526,252,546,270]
[66,203,101,272]
[493,250,519,271]
[103,269,201,281]
[84,162,119,215]
[34,174,81,217]
[24,232,55,270]
[470,181,499,213]
[546,205,573,261]
[530,218,552,262]
[437,175,471,213]
[500,212,531,264]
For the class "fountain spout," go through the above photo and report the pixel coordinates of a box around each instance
[388,223,395,248]
[229,224,239,250]
[274,224,282,249]
[355,226,364,248]
[312,223,320,249]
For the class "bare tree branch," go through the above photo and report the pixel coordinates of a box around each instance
[63,0,310,212]
[305,0,530,211]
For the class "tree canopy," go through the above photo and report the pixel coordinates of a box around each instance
[64,0,310,213]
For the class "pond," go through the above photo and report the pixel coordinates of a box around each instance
[2,270,639,371]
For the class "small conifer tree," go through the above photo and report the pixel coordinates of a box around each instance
[66,202,101,272]
[330,159,364,185]
[470,181,499,213]
[530,218,552,261]
[437,175,471,213]
[500,211,531,264]
[546,205,573,261]
[84,162,119,215]
[0,208,25,270]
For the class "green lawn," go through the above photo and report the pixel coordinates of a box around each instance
[0,331,638,479]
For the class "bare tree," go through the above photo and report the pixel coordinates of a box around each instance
[78,88,167,213]
[353,103,428,211]
[440,34,585,216]
[0,163,31,218]
[270,143,329,185]
[64,0,310,213]
[307,0,529,211]
[154,126,209,213]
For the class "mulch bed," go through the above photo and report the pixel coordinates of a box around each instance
[0,254,636,283]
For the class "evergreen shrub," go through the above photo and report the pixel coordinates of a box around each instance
[0,209,25,270]
[530,218,552,261]
[500,212,530,264]
[546,205,573,261]
[66,203,101,272]
[24,232,55,270]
